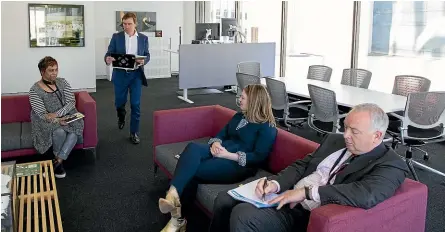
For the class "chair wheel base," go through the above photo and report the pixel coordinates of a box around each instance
[293,123,304,129]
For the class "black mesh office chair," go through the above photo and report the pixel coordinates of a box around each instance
[265,77,308,130]
[237,62,261,77]
[307,84,347,134]
[389,74,431,118]
[387,91,445,181]
[289,65,333,104]
[392,75,431,97]
[341,68,372,89]
[307,65,332,82]
[235,72,261,106]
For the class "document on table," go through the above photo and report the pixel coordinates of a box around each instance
[227,178,281,208]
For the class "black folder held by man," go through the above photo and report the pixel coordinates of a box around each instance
[110,53,146,70]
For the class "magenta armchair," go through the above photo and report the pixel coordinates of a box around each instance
[1,91,98,159]
[307,178,427,232]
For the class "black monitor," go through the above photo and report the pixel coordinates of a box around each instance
[221,18,237,36]
[195,23,220,40]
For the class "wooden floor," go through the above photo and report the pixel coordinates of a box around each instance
[14,160,63,232]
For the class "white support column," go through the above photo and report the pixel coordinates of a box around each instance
[350,1,361,69]
[280,1,288,77]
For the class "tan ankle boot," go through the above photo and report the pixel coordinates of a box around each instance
[160,217,187,232]
[159,186,181,214]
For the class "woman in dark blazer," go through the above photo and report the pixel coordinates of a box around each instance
[159,84,278,232]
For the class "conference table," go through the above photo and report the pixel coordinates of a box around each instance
[262,77,407,113]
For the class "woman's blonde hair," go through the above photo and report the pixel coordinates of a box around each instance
[242,84,276,126]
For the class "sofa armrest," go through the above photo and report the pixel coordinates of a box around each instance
[307,179,428,232]
[153,106,218,149]
[211,105,237,136]
[268,130,319,173]
[76,92,97,148]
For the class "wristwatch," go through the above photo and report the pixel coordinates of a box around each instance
[304,186,313,200]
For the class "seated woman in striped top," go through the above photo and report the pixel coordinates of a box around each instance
[29,56,84,178]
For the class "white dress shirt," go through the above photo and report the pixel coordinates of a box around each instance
[272,148,353,211]
[125,30,138,55]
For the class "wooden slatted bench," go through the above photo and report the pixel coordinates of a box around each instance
[14,160,63,232]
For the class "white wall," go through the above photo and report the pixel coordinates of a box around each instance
[1,1,96,94]
[182,1,196,45]
[178,1,196,73]
[94,1,185,77]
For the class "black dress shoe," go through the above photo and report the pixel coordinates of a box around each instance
[130,133,140,144]
[118,119,125,130]
[117,107,126,130]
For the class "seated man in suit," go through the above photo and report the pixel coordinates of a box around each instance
[209,103,409,232]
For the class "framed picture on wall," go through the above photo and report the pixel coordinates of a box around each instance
[28,3,85,47]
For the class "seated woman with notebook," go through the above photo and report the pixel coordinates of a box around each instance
[29,56,84,179]
[158,84,278,232]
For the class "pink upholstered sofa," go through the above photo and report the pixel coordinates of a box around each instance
[152,105,428,232]
[1,91,98,159]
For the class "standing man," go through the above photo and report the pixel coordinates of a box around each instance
[105,12,150,144]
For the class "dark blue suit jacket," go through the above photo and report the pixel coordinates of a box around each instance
[214,112,278,168]
[270,134,408,209]
[104,31,151,86]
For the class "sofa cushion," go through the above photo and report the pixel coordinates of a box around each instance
[155,137,210,175]
[1,123,21,151]
[155,136,273,213]
[196,169,272,213]
[20,122,33,149]
[20,123,84,150]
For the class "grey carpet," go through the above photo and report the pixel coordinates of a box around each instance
[7,78,445,232]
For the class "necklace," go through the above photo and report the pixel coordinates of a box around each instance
[41,78,55,85]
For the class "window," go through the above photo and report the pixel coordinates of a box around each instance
[209,0,235,23]
[216,9,220,20]
[285,1,353,80]
[238,1,282,76]
[370,1,445,57]
[357,1,445,92]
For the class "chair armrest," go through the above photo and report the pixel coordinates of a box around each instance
[289,100,311,112]
[76,92,97,148]
[389,112,403,120]
[307,179,428,232]
[289,100,312,106]
[153,106,217,148]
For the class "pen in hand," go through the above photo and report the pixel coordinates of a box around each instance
[262,177,270,202]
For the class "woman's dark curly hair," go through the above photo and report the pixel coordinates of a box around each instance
[38,56,58,75]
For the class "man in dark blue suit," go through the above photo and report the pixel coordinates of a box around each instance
[105,12,150,144]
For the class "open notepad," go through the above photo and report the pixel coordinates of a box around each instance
[63,112,85,124]
[227,178,281,208]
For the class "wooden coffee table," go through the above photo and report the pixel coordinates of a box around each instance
[14,160,63,232]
